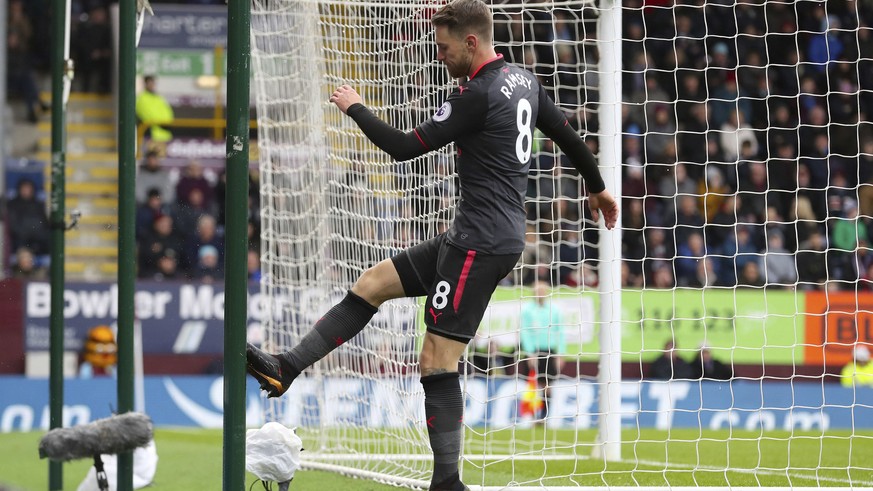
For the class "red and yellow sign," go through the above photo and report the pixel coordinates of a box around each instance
[805,291,873,366]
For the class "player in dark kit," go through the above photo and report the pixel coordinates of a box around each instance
[246,1,618,489]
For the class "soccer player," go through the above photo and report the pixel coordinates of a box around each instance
[246,1,618,489]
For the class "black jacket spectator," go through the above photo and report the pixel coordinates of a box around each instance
[691,347,732,380]
[649,341,695,380]
[138,214,184,278]
[7,179,50,255]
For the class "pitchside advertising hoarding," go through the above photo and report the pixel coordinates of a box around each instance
[19,282,873,364]
[0,377,870,432]
[22,282,379,355]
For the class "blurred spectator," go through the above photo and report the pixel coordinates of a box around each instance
[840,345,873,388]
[152,249,180,281]
[854,241,873,283]
[247,220,261,252]
[556,226,587,286]
[649,340,694,380]
[737,162,769,223]
[760,231,797,287]
[675,232,707,287]
[789,195,820,248]
[176,161,214,208]
[136,150,175,204]
[691,257,720,288]
[739,260,765,288]
[698,167,729,222]
[860,262,873,292]
[807,15,844,72]
[192,244,222,283]
[11,246,47,280]
[858,140,873,219]
[650,264,675,289]
[470,337,515,378]
[623,160,646,204]
[520,223,552,285]
[796,231,829,289]
[691,345,732,380]
[675,73,706,123]
[520,281,565,418]
[645,104,676,163]
[622,199,646,278]
[670,195,706,246]
[622,260,643,288]
[75,6,111,93]
[709,76,750,131]
[706,195,738,249]
[828,199,868,282]
[719,225,759,287]
[658,163,697,217]
[643,228,673,283]
[720,109,759,162]
[138,214,183,278]
[803,134,831,186]
[170,187,211,244]
[185,214,223,273]
[7,0,45,123]
[797,163,828,221]
[136,75,175,143]
[767,104,798,156]
[247,249,262,282]
[7,179,50,255]
[214,169,259,227]
[136,188,167,240]
[677,102,710,165]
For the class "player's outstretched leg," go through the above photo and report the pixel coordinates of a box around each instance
[246,290,378,397]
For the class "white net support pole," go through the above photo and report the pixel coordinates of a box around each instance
[594,0,623,464]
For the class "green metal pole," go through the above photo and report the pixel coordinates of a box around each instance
[117,0,137,489]
[224,0,250,488]
[48,0,67,487]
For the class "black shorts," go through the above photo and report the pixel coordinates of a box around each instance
[391,234,520,342]
[533,352,559,385]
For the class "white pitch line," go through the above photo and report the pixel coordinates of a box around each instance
[304,453,873,486]
[630,458,873,487]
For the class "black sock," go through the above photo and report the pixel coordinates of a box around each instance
[283,291,377,373]
[422,372,464,487]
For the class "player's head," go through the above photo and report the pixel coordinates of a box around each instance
[431,0,493,78]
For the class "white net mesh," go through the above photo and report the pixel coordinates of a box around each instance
[251,0,873,488]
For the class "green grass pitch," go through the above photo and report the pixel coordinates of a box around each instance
[1,428,871,489]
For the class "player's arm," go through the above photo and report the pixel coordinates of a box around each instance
[331,84,485,161]
[331,85,427,161]
[535,85,618,230]
[535,85,604,193]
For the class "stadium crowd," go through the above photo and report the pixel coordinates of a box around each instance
[497,0,873,291]
[5,0,873,293]
[133,150,262,282]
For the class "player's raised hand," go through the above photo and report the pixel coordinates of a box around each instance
[588,189,619,230]
[330,84,363,114]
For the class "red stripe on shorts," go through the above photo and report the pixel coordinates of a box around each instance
[453,250,477,312]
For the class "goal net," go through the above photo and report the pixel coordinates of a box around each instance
[250,0,873,489]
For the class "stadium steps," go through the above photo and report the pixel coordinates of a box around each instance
[34,92,120,281]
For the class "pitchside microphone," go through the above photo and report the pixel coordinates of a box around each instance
[40,412,154,491]
[39,412,153,462]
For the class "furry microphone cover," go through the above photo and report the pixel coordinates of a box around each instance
[39,412,154,461]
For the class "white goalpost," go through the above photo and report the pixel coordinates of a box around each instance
[250,0,873,489]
